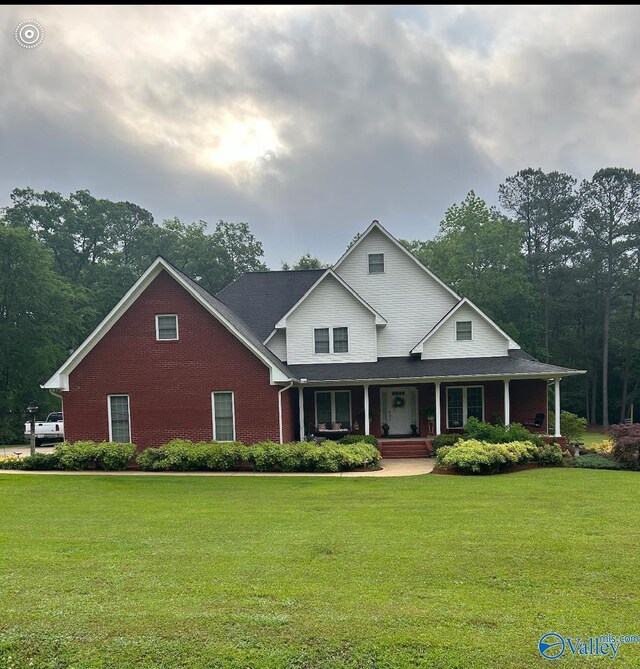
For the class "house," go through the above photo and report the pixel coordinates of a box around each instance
[44,221,584,455]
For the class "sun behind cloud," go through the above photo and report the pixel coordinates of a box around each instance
[207,116,281,169]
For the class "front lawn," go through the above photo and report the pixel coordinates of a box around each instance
[1,470,639,668]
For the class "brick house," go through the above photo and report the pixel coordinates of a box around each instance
[44,221,583,454]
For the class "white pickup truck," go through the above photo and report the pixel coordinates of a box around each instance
[24,411,65,446]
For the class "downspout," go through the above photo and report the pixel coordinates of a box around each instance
[278,381,294,444]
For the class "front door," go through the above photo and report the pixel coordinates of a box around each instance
[383,387,416,435]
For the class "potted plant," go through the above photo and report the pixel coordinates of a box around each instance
[424,405,436,436]
[410,423,419,437]
[381,423,390,438]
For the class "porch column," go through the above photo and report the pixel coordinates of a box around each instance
[363,384,370,436]
[503,379,510,426]
[298,386,305,441]
[435,381,442,435]
[554,378,561,437]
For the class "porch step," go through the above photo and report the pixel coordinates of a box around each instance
[379,439,432,459]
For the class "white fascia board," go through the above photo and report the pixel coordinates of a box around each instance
[332,220,460,300]
[44,257,293,390]
[410,298,520,354]
[274,269,387,328]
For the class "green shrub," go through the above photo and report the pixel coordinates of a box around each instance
[203,442,248,471]
[549,411,587,446]
[96,442,136,470]
[21,452,62,470]
[0,455,23,469]
[55,441,99,470]
[136,447,166,471]
[573,455,628,470]
[463,417,545,447]
[431,434,460,453]
[436,438,536,474]
[247,441,284,472]
[535,443,564,466]
[136,440,245,472]
[338,434,378,447]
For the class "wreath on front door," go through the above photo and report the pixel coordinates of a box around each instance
[392,396,406,409]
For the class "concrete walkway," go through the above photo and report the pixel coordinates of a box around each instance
[0,457,435,477]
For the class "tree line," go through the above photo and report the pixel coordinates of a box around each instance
[1,168,638,441]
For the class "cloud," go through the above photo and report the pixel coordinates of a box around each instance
[1,6,639,266]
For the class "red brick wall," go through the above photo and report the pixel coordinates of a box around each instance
[63,270,292,449]
[510,379,549,433]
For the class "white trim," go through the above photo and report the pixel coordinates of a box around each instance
[435,381,442,435]
[107,394,131,443]
[504,379,510,426]
[446,385,484,429]
[554,378,561,437]
[364,384,370,436]
[313,326,350,354]
[367,252,385,274]
[332,220,460,299]
[411,297,519,354]
[155,313,179,341]
[212,391,236,442]
[278,381,294,444]
[273,269,387,330]
[44,257,292,390]
[455,320,473,342]
[314,389,352,429]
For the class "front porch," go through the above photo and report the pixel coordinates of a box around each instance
[294,377,563,445]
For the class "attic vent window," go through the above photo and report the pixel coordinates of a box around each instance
[368,253,384,274]
[156,314,178,340]
[456,321,472,341]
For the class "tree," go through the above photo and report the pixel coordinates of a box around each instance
[0,224,83,443]
[579,168,640,427]
[282,253,327,270]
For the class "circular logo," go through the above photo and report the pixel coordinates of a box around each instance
[15,20,44,49]
[539,632,565,660]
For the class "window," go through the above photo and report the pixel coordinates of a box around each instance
[314,327,349,354]
[156,314,178,340]
[456,320,472,341]
[212,392,235,441]
[108,395,131,442]
[447,386,484,428]
[314,328,330,353]
[333,327,349,353]
[315,390,351,429]
[368,253,385,274]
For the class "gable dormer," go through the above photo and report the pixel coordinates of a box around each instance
[268,270,386,364]
[411,298,519,360]
[333,221,459,357]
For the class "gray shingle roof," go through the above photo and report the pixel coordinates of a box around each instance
[216,269,326,341]
[287,350,584,382]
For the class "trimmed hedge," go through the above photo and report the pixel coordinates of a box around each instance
[338,434,378,447]
[573,455,628,470]
[463,417,545,447]
[431,434,460,453]
[53,441,136,470]
[136,439,381,473]
[0,455,23,470]
[436,439,539,474]
[535,443,564,466]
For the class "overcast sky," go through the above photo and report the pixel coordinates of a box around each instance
[2,5,640,266]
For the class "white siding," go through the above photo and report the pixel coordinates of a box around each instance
[422,304,509,359]
[285,274,377,364]
[266,329,287,361]
[335,227,458,357]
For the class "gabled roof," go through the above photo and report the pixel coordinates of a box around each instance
[332,220,461,300]
[410,297,520,354]
[288,350,585,383]
[216,269,325,341]
[44,257,293,390]
[271,269,387,333]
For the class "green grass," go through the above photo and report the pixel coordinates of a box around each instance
[1,470,639,668]
[581,431,609,446]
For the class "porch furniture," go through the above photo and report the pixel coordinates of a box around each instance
[523,413,545,429]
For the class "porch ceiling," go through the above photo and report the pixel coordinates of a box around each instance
[287,350,585,384]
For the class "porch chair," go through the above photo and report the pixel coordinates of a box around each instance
[523,413,545,429]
